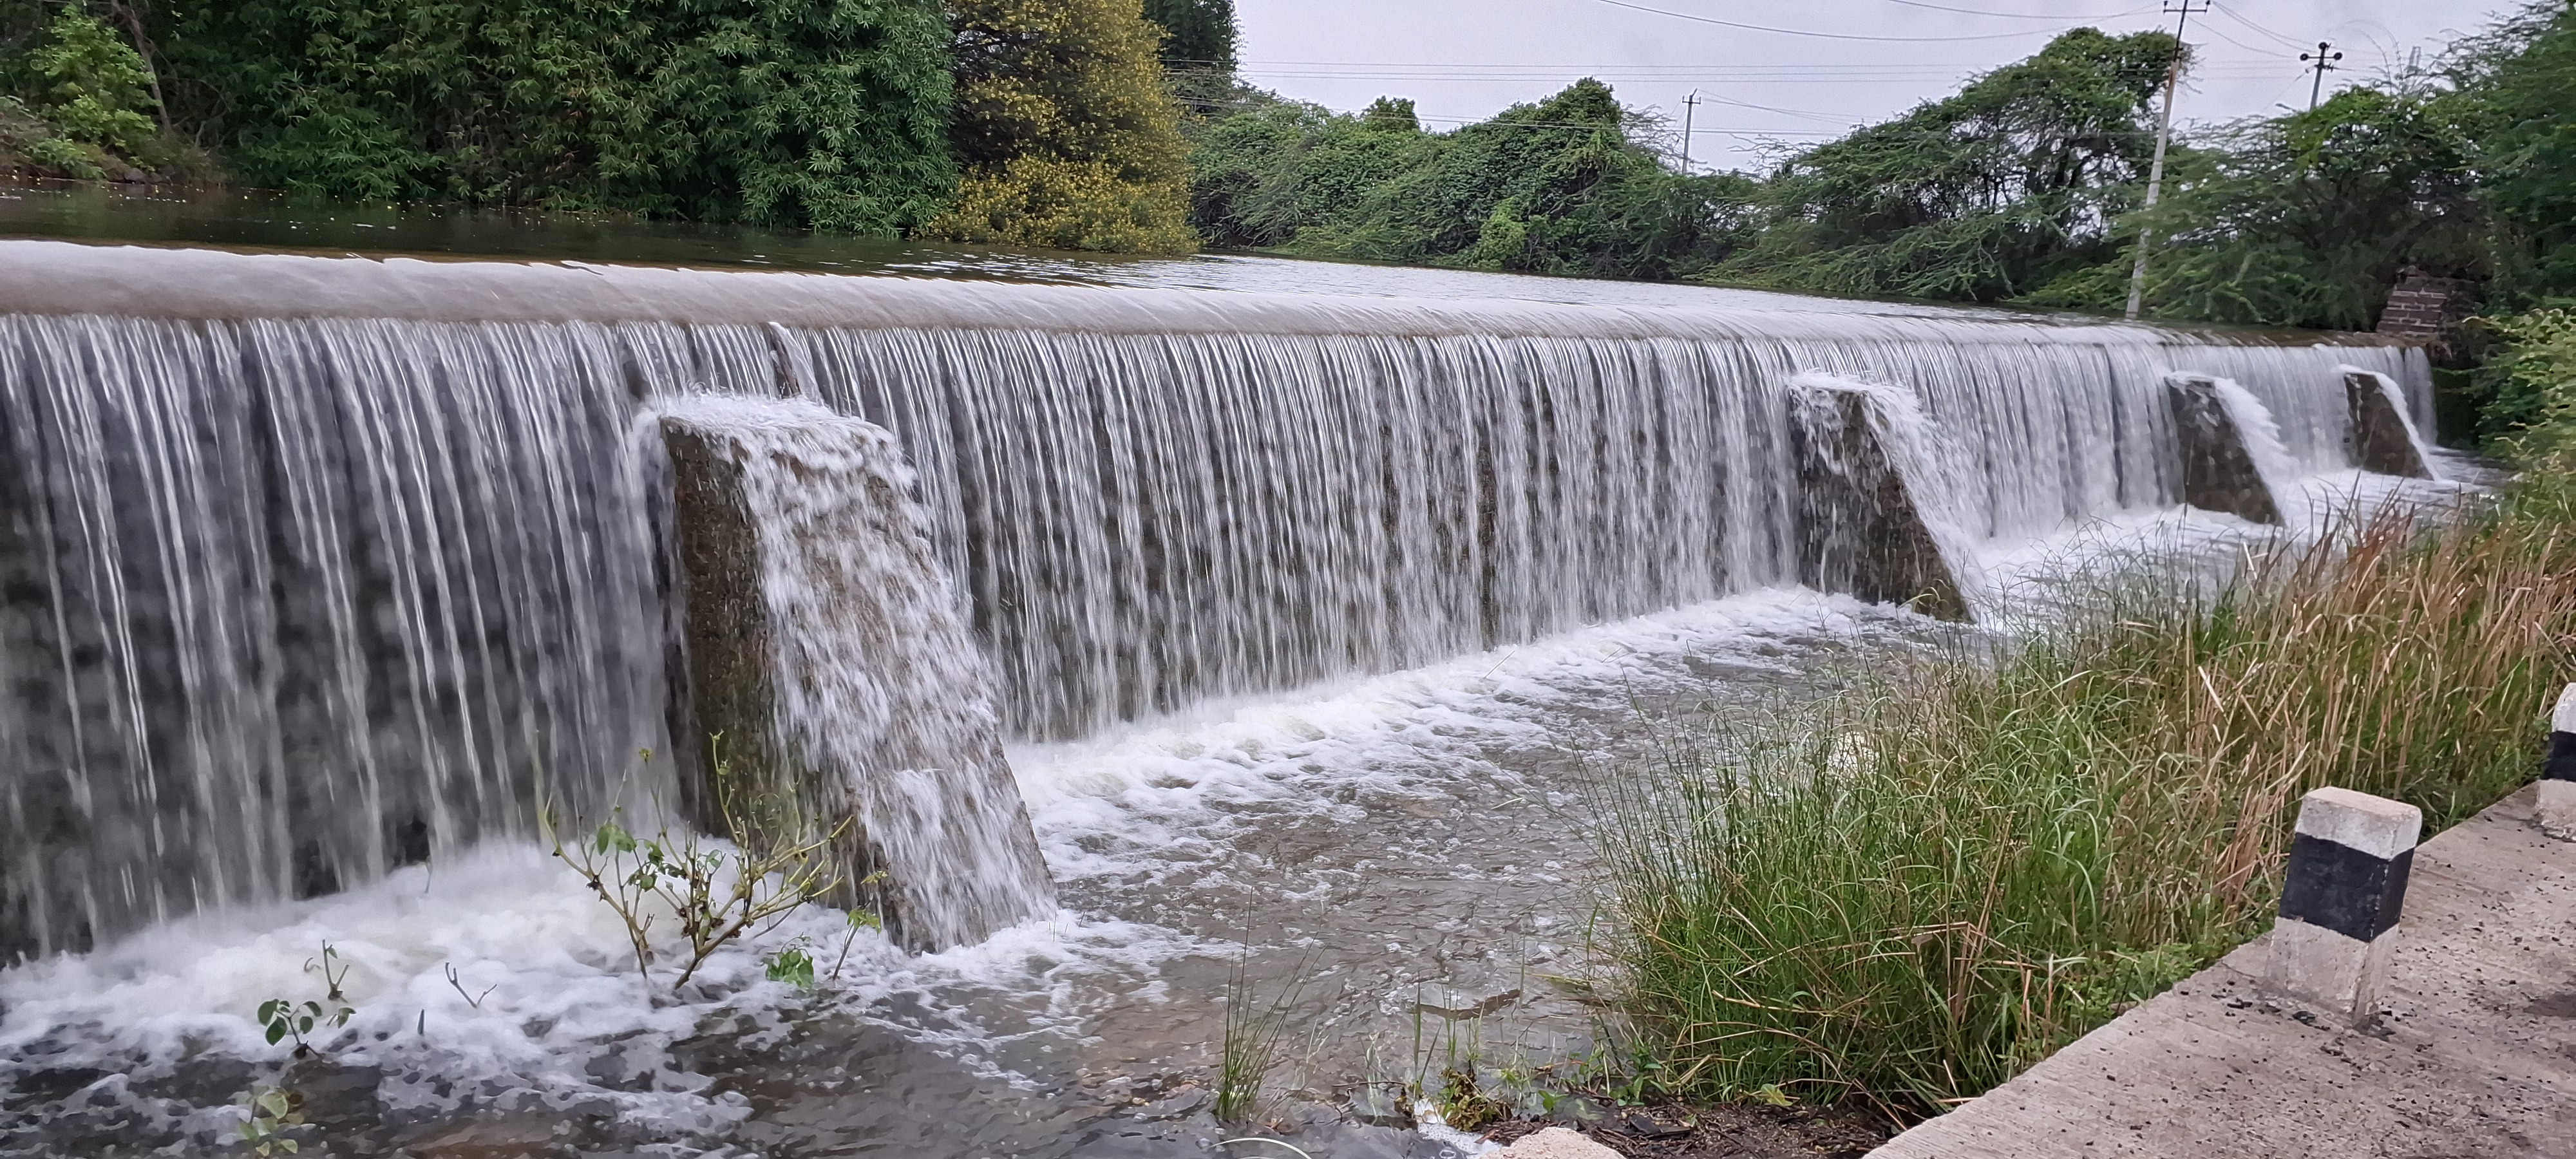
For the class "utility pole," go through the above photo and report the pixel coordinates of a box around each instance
[1680,90,1701,173]
[2125,0,2208,322]
[2302,41,2344,111]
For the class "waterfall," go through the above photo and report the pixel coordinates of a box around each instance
[2209,376,2308,507]
[0,241,2433,956]
[653,395,1052,948]
[2341,364,2448,482]
[1786,371,1986,594]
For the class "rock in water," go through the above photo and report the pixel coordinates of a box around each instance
[2343,370,2435,480]
[1788,384,1971,623]
[2165,374,2284,525]
[661,397,1054,951]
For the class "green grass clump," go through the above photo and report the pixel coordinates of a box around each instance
[1598,498,2576,1119]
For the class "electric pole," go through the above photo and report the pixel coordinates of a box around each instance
[1680,90,1701,173]
[2302,42,2344,111]
[2125,1,2208,322]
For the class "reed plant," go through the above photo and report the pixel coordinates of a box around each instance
[1597,493,2576,1118]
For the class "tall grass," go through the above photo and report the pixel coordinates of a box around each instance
[1598,496,2576,1118]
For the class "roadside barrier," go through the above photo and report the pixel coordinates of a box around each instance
[2541,684,2576,841]
[2263,786,2421,1026]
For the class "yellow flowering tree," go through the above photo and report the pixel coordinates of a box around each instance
[933,0,1197,253]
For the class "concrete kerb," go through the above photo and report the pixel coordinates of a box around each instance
[2540,683,2576,841]
[1870,681,2576,1158]
[2265,786,2420,1026]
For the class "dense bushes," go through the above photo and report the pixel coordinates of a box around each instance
[2,0,2569,296]
[146,0,960,234]
[1190,80,1758,279]
[0,10,203,182]
[3,0,1206,247]
[2024,87,2485,330]
[1179,2,2575,359]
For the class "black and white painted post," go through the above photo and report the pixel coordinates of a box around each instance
[2541,684,2576,842]
[2265,786,2421,1026]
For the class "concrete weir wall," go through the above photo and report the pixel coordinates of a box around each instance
[661,407,1054,951]
[2165,374,2282,525]
[1788,384,1971,623]
[2344,372,2436,479]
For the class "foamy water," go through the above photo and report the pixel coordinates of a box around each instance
[0,454,2487,1153]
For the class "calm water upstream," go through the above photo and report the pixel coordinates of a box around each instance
[0,180,2474,1157]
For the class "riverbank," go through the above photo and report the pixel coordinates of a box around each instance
[1866,781,2576,1157]
[1593,471,2576,1123]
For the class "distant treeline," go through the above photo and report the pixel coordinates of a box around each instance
[1190,5,2573,341]
[3,0,2571,352]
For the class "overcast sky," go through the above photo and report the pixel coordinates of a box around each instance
[1233,0,2518,171]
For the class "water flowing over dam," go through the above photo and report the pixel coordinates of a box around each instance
[0,241,2430,957]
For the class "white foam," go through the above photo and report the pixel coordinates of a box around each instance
[0,842,1191,1146]
[1010,588,1930,888]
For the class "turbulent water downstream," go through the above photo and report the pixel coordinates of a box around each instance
[0,234,2458,1156]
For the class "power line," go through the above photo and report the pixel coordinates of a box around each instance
[1690,91,1857,124]
[2208,3,2309,51]
[1586,0,2079,42]
[2194,19,2281,57]
[1871,0,2152,19]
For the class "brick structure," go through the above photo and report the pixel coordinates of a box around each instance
[2375,268,2476,353]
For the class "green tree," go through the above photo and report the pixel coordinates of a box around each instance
[2026,87,2483,330]
[1716,27,2183,301]
[2448,0,2576,305]
[638,0,960,233]
[1186,79,1754,278]
[932,0,1197,252]
[150,0,955,233]
[27,10,157,157]
[1140,0,1233,69]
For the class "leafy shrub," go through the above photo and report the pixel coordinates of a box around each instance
[156,0,956,231]
[2477,307,2576,451]
[931,0,1197,252]
[26,11,157,156]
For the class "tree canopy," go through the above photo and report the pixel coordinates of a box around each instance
[116,0,958,234]
[1715,28,2183,302]
[930,0,1197,252]
[1190,79,1757,280]
[1141,0,1234,70]
[2025,86,2485,330]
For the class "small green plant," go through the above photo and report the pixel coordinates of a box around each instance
[1434,1064,1510,1132]
[1214,952,1315,1124]
[255,999,348,1057]
[238,1085,303,1156]
[545,742,854,994]
[307,943,352,1005]
[828,890,887,983]
[254,942,356,1057]
[764,947,817,990]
